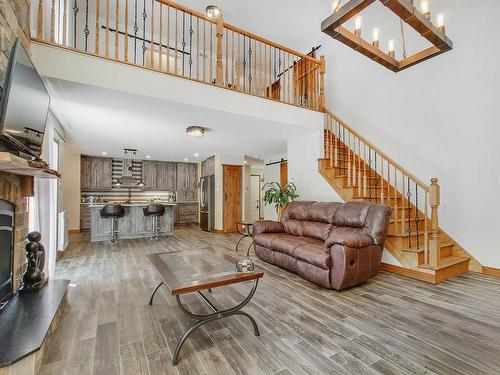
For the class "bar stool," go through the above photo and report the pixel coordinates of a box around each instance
[100,204,125,244]
[143,203,165,240]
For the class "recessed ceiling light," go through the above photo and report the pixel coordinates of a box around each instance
[102,152,107,155]
[184,158,189,162]
[186,126,205,137]
[194,153,199,157]
[244,160,247,164]
[146,155,151,159]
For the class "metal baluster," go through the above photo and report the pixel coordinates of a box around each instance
[181,12,185,76]
[243,36,246,91]
[189,15,193,77]
[248,38,252,93]
[133,0,138,63]
[73,0,79,48]
[141,0,146,65]
[84,0,89,50]
[407,176,412,248]
[415,184,420,249]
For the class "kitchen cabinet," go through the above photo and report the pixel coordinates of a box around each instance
[142,161,177,190]
[80,205,91,230]
[156,162,177,190]
[201,156,215,177]
[177,162,197,190]
[175,202,198,224]
[81,156,112,191]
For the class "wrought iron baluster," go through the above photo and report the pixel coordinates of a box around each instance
[242,36,246,91]
[181,12,185,76]
[133,0,138,63]
[73,0,79,48]
[407,176,412,248]
[248,39,252,92]
[188,15,193,77]
[84,0,89,50]
[141,0,146,65]
[415,184,419,249]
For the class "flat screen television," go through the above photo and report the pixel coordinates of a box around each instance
[0,38,50,159]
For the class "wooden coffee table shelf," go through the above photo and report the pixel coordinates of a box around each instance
[148,247,264,366]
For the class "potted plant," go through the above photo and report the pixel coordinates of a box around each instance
[262,182,299,220]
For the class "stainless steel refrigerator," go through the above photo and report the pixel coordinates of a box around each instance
[200,175,215,232]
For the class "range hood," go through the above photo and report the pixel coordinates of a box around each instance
[115,149,145,188]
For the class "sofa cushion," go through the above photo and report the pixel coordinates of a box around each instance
[283,201,315,221]
[302,221,332,241]
[254,233,306,257]
[294,243,330,270]
[306,202,342,224]
[333,202,370,228]
[254,233,288,248]
[282,219,303,236]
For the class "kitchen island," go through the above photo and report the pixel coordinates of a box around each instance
[89,203,176,242]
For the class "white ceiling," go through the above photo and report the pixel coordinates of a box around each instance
[47,78,310,162]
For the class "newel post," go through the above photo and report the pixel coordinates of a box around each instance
[319,55,326,112]
[428,178,441,267]
[216,15,224,85]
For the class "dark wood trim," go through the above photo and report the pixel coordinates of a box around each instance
[69,229,81,234]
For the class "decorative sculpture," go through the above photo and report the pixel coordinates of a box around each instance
[18,231,48,294]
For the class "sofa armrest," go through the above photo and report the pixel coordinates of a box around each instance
[325,227,373,249]
[253,220,284,235]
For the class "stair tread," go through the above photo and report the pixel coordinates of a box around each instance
[418,256,470,271]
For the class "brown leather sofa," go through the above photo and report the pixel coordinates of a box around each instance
[253,201,392,290]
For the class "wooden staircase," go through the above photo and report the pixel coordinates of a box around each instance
[319,110,481,283]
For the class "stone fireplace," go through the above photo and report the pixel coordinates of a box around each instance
[0,172,29,297]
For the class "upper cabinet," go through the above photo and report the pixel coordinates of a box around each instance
[177,162,197,190]
[81,156,112,191]
[142,161,177,191]
[201,156,215,177]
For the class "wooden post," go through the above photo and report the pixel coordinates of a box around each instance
[428,177,441,267]
[319,55,326,112]
[37,0,44,39]
[215,14,224,85]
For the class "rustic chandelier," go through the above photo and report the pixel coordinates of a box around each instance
[321,0,453,72]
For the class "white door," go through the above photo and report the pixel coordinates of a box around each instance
[250,175,261,221]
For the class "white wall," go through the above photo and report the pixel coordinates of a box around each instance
[320,1,500,268]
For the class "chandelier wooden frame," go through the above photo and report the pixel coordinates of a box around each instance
[321,0,453,72]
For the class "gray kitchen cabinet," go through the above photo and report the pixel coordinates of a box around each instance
[81,156,112,191]
[142,161,157,189]
[201,156,215,177]
[157,162,177,190]
[177,162,198,190]
[176,190,197,202]
[80,205,91,230]
[175,202,198,224]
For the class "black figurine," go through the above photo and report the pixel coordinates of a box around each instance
[19,231,48,294]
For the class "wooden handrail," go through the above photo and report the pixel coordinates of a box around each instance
[324,109,429,190]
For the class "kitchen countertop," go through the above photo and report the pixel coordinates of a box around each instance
[88,202,178,207]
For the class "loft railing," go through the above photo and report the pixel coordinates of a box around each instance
[324,109,442,268]
[31,0,325,111]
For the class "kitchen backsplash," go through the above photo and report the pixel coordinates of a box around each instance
[81,190,177,203]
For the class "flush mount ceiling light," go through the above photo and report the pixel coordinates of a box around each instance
[321,0,453,72]
[186,126,205,137]
[206,5,222,19]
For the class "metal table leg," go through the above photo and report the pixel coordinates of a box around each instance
[148,281,164,305]
[172,279,260,366]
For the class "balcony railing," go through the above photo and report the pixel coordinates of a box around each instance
[31,0,325,111]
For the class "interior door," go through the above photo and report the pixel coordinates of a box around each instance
[223,165,242,233]
[250,175,261,221]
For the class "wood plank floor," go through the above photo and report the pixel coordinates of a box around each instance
[40,225,500,375]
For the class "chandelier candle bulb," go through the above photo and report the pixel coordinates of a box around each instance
[388,39,395,58]
[332,0,340,13]
[354,16,362,36]
[436,13,445,32]
[372,28,380,47]
[420,0,430,19]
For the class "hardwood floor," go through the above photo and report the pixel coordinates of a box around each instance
[40,226,500,375]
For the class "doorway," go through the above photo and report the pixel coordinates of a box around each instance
[250,175,262,221]
[222,165,242,233]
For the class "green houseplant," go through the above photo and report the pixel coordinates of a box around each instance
[262,182,299,220]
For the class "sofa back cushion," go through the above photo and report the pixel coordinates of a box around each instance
[332,202,370,228]
[302,221,332,241]
[282,219,304,236]
[282,201,315,221]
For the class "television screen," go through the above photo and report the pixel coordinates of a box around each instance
[0,38,50,158]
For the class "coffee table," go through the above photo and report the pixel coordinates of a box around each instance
[148,248,264,366]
